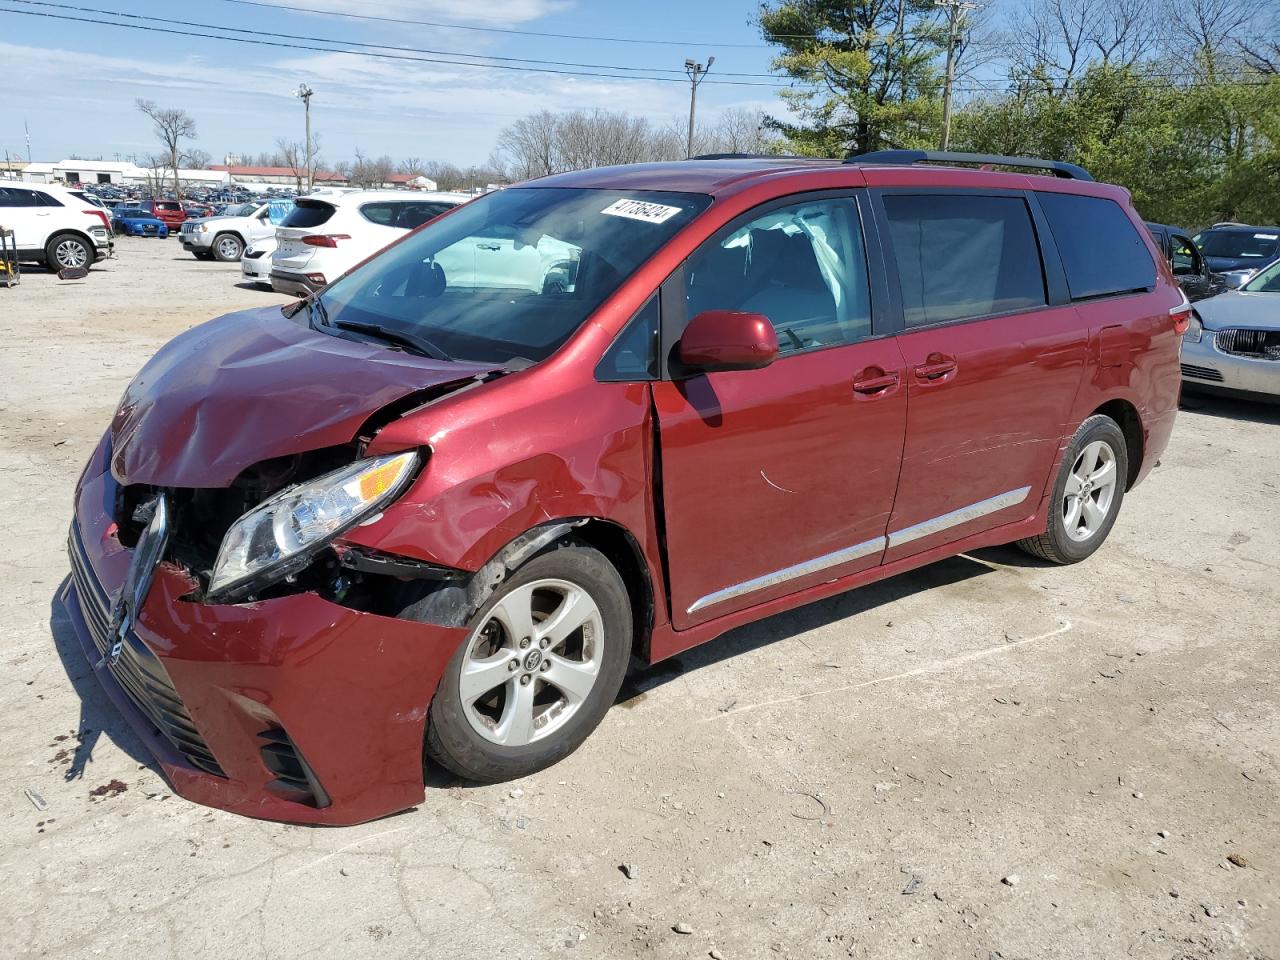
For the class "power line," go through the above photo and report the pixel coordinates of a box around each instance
[0,5,798,86]
[3,0,787,78]
[209,0,778,48]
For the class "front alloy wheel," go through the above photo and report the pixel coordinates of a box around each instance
[460,579,604,746]
[425,539,631,782]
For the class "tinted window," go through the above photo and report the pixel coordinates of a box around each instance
[684,196,871,355]
[359,201,399,226]
[1038,192,1155,300]
[155,201,182,212]
[397,201,455,229]
[281,199,335,229]
[1195,229,1279,260]
[884,194,1046,327]
[315,188,709,364]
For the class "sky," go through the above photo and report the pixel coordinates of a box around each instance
[0,0,796,168]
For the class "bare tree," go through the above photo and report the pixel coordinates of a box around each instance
[183,147,212,170]
[494,110,562,180]
[135,99,197,198]
[398,156,426,175]
[1164,0,1264,74]
[347,149,395,188]
[1002,0,1159,94]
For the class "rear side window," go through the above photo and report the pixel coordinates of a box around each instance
[359,202,399,226]
[1038,192,1155,300]
[281,199,336,229]
[884,194,1046,327]
[397,201,455,230]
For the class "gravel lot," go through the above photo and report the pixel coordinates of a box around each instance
[1,238,1277,960]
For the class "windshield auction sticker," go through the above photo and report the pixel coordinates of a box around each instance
[601,198,683,224]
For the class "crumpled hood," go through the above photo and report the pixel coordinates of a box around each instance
[111,306,496,487]
[1196,290,1280,332]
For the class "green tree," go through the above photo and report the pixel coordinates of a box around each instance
[759,0,948,156]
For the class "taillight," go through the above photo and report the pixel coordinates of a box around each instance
[302,234,350,248]
[1168,295,1193,336]
[84,209,110,231]
[306,273,327,286]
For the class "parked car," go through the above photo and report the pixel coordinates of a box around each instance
[1181,256,1280,401]
[1144,221,1223,302]
[1219,253,1279,290]
[240,235,275,288]
[270,190,469,295]
[180,199,294,262]
[1191,224,1280,273]
[0,182,114,269]
[111,207,169,238]
[66,151,1186,824]
[131,198,188,232]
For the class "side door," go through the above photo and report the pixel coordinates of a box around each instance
[652,192,908,630]
[0,188,35,249]
[1169,231,1211,301]
[872,189,1088,563]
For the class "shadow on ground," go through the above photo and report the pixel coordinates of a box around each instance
[48,577,162,784]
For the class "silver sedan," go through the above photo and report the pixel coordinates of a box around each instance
[1181,257,1280,401]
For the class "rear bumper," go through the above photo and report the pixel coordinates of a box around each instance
[67,449,469,825]
[270,269,322,297]
[1181,335,1280,398]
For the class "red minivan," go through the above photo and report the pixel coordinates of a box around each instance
[67,152,1187,824]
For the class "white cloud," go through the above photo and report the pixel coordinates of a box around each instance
[0,40,781,166]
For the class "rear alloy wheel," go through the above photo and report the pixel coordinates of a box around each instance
[1017,414,1128,564]
[426,540,631,782]
[212,233,244,262]
[45,233,94,271]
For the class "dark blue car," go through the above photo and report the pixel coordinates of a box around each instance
[112,208,170,238]
[1192,225,1280,273]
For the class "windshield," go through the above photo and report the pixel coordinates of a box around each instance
[1242,258,1280,293]
[227,202,258,217]
[1195,229,1279,259]
[312,187,711,364]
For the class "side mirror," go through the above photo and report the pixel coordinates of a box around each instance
[677,310,779,373]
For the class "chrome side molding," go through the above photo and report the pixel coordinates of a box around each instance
[687,486,1033,615]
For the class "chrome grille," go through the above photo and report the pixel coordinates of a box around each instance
[67,525,225,777]
[1181,363,1224,382]
[1215,328,1280,359]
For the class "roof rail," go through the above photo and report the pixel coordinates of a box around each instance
[688,153,835,162]
[845,149,1093,181]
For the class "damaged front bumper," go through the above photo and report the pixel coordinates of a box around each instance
[66,456,469,825]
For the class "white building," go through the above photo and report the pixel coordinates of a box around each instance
[21,158,230,188]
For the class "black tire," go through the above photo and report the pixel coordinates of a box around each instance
[1017,414,1129,564]
[211,233,244,262]
[425,539,631,782]
[44,233,95,271]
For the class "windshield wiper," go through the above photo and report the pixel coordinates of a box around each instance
[333,319,450,361]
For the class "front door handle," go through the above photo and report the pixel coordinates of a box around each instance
[913,357,958,381]
[853,371,899,396]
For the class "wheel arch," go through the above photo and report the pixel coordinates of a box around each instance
[1090,398,1143,489]
[399,517,656,660]
[44,229,96,261]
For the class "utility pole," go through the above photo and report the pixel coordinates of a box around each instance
[938,0,979,151]
[683,56,715,159]
[25,120,32,163]
[294,83,314,192]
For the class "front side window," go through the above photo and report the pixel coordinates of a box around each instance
[1038,192,1155,300]
[313,187,709,365]
[884,193,1046,328]
[683,196,871,355]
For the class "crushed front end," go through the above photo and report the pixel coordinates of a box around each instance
[65,433,470,825]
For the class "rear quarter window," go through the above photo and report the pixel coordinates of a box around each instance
[883,193,1047,328]
[1038,192,1155,300]
[281,200,336,229]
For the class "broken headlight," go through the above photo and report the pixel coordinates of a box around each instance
[207,451,419,600]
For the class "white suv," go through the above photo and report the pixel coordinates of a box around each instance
[271,190,469,296]
[180,199,294,262]
[0,182,114,270]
